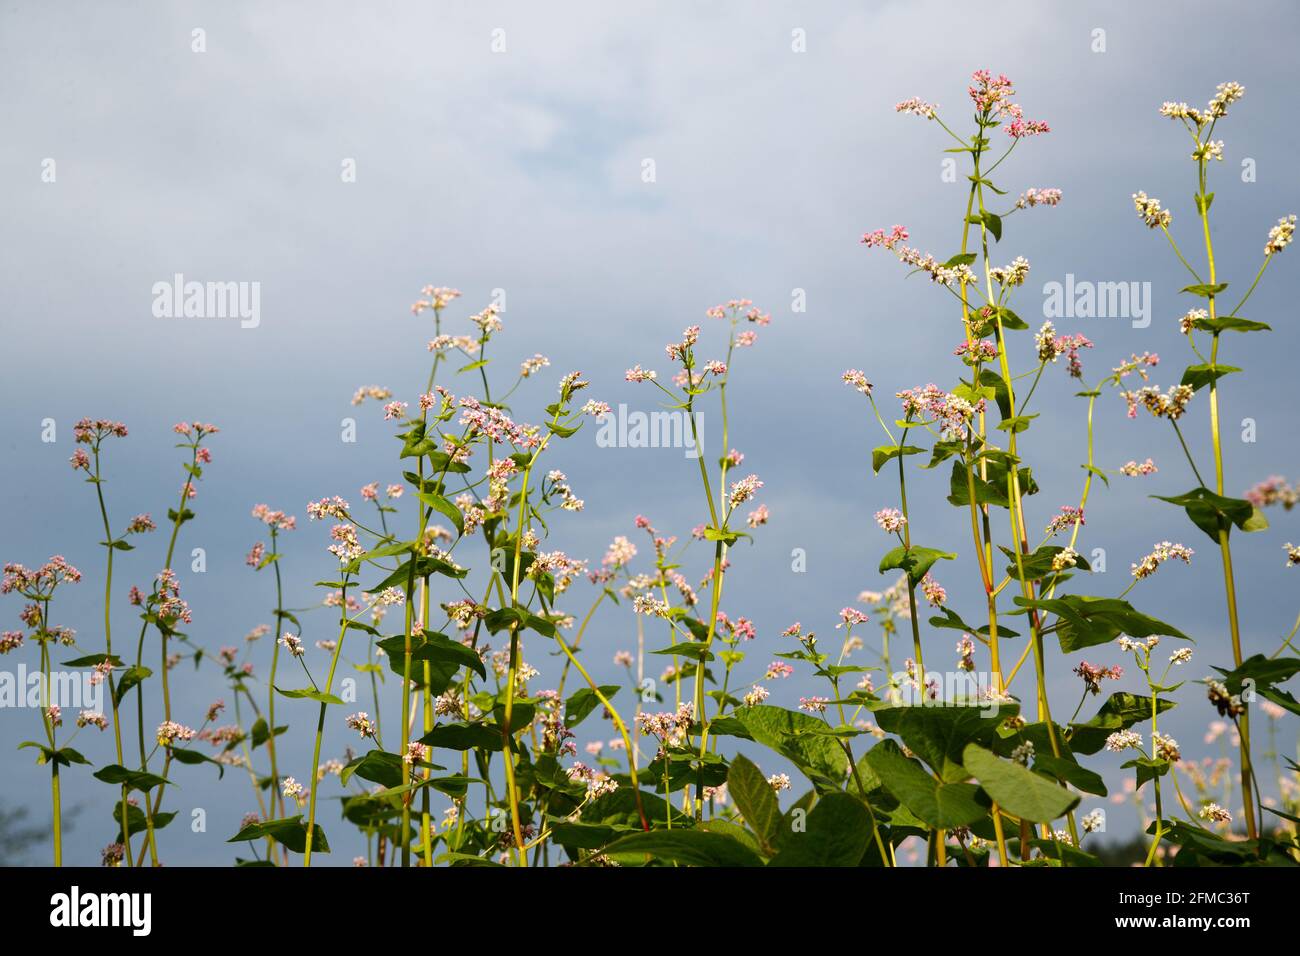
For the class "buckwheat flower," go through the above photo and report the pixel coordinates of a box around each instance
[860,225,910,249]
[403,742,428,765]
[1206,678,1246,718]
[1045,505,1085,536]
[43,705,62,728]
[0,631,23,654]
[77,710,108,730]
[874,508,906,534]
[1286,543,1300,566]
[469,304,502,333]
[1051,547,1080,572]
[768,773,792,792]
[633,595,671,618]
[839,607,869,628]
[736,330,758,347]
[625,365,657,383]
[1131,541,1193,579]
[1104,730,1143,752]
[1170,647,1194,665]
[1151,731,1181,762]
[894,98,937,119]
[841,369,873,395]
[278,632,305,658]
[920,574,946,607]
[306,496,350,520]
[1011,741,1034,765]
[1079,809,1106,834]
[700,359,726,376]
[1192,139,1225,162]
[781,622,802,638]
[746,504,769,528]
[761,661,792,681]
[990,256,1030,287]
[1006,117,1050,138]
[1207,81,1245,119]
[1199,802,1231,824]
[610,650,633,670]
[799,696,829,714]
[328,523,362,562]
[1074,661,1123,695]
[1120,458,1158,477]
[1132,191,1172,229]
[954,339,998,364]
[69,448,90,471]
[957,635,975,672]
[1245,475,1298,509]
[1016,187,1062,209]
[1175,308,1208,335]
[101,843,125,867]
[1265,214,1296,255]
[728,474,763,508]
[519,353,550,378]
[156,720,196,746]
[382,401,408,421]
[281,777,307,805]
[350,385,392,406]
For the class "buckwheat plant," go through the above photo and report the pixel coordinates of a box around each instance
[1130,82,1298,847]
[2,555,83,865]
[841,70,1296,867]
[7,76,1298,871]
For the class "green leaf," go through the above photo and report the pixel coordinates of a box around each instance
[340,749,404,788]
[1192,315,1270,334]
[93,764,169,792]
[600,828,764,867]
[417,723,502,752]
[1068,693,1176,755]
[995,413,1038,434]
[737,705,849,788]
[250,717,288,749]
[947,458,1037,509]
[878,545,956,585]
[1000,544,1091,582]
[871,445,925,474]
[981,211,1002,242]
[113,665,152,708]
[416,491,465,536]
[1152,487,1266,541]
[1181,363,1241,392]
[1211,654,1300,716]
[62,653,123,667]
[864,740,987,829]
[727,754,782,851]
[228,815,329,854]
[564,686,620,728]
[963,743,1079,823]
[768,792,872,867]
[1180,282,1228,297]
[274,685,344,706]
[1033,754,1107,796]
[1014,594,1189,653]
[873,704,1015,782]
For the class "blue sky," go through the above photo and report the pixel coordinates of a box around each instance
[1,0,1298,864]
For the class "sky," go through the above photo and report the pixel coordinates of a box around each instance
[1,0,1298,865]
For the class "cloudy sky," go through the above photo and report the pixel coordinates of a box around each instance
[1,0,1298,864]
